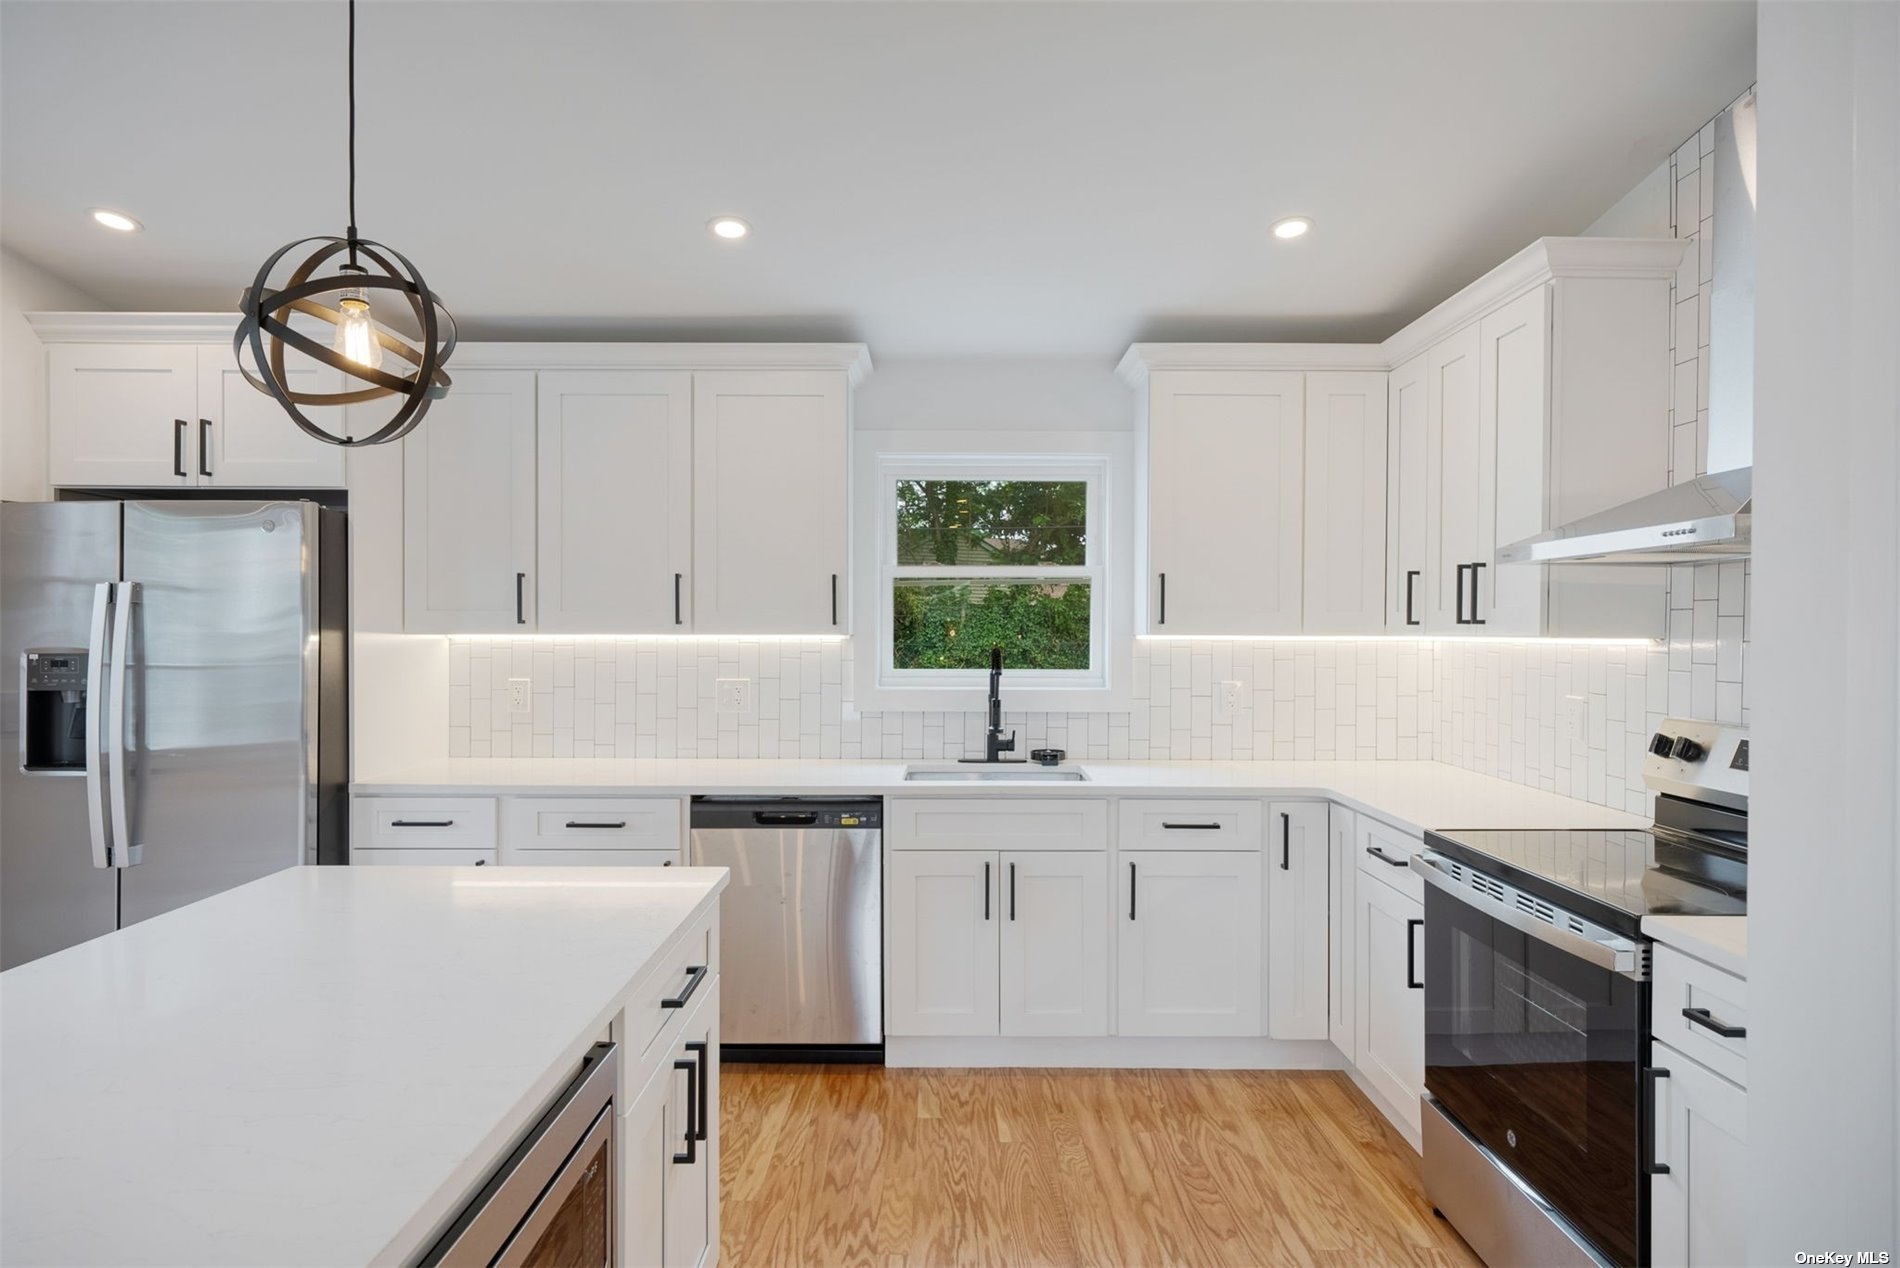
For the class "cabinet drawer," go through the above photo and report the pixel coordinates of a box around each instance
[631,910,719,1061]
[887,798,1108,852]
[1653,945,1748,1087]
[353,797,498,850]
[502,797,683,854]
[502,848,679,869]
[352,847,497,867]
[1356,815,1424,903]
[1117,799,1263,851]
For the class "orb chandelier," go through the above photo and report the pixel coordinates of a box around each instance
[234,0,455,446]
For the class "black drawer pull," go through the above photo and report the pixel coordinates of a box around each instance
[685,1040,710,1142]
[831,573,839,626]
[1681,1007,1746,1039]
[661,964,708,1010]
[674,572,683,626]
[1644,1068,1671,1174]
[1280,812,1291,871]
[473,859,487,866]
[1469,562,1486,625]
[564,821,628,829]
[672,1056,698,1165]
[198,418,212,477]
[1009,862,1017,921]
[391,819,453,828]
[1365,845,1410,867]
[1161,822,1221,831]
[1129,861,1137,920]
[1406,917,1423,989]
[984,861,991,921]
[1157,573,1166,625]
[755,811,818,826]
[1454,564,1471,625]
[1404,569,1420,626]
[515,572,527,625]
[173,419,188,477]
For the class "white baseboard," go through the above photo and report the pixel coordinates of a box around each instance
[884,1034,1346,1070]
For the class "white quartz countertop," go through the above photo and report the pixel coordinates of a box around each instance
[354,758,1645,836]
[1644,914,1748,976]
[0,865,727,1268]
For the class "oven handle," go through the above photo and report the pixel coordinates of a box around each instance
[1410,851,1646,978]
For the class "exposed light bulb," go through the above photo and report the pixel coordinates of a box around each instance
[332,281,382,371]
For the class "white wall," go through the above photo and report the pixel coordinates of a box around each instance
[1749,1,1900,1256]
[0,247,103,501]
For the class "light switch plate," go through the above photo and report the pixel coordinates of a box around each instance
[716,677,753,715]
[1215,680,1245,721]
[507,677,531,714]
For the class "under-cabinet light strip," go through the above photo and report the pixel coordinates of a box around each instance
[447,634,849,643]
[1135,635,1660,646]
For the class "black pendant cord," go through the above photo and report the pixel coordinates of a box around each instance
[346,0,358,264]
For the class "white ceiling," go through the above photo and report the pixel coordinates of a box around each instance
[1,1,1754,358]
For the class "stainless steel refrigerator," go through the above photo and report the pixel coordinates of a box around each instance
[1,500,347,970]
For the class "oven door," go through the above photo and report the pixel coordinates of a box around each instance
[1415,855,1648,1267]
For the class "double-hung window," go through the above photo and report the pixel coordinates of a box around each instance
[877,455,1107,690]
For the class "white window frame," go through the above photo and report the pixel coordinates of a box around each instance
[875,453,1111,693]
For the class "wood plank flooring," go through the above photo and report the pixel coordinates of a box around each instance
[720,1065,1482,1268]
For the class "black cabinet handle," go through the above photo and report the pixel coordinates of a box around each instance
[685,1040,710,1142]
[1157,573,1166,625]
[1469,562,1487,625]
[1404,570,1420,626]
[1454,564,1471,625]
[515,572,527,625]
[661,964,708,1010]
[173,419,188,477]
[1365,845,1409,867]
[474,859,487,866]
[198,419,212,477]
[831,573,839,626]
[1129,861,1137,920]
[756,811,818,826]
[674,573,683,626]
[1009,862,1017,921]
[983,861,991,921]
[1161,822,1221,831]
[1406,917,1424,989]
[1681,1006,1747,1039]
[1644,1068,1671,1174]
[391,819,453,827]
[1280,812,1291,871]
[564,820,627,829]
[672,1056,698,1165]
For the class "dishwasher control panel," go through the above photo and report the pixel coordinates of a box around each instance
[688,797,883,831]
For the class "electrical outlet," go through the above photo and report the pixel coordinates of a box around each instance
[1215,680,1246,721]
[1563,694,1589,745]
[507,677,531,714]
[716,677,752,715]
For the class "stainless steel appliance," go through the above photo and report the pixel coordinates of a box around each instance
[1415,717,1748,1267]
[422,1042,620,1267]
[1,499,348,970]
[688,797,881,1059]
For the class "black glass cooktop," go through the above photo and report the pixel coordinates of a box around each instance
[1422,826,1748,937]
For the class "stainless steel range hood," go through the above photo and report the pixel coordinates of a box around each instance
[1501,91,1756,566]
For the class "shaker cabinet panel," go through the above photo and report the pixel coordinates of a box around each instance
[1386,353,1429,630]
[885,850,1000,1037]
[1266,802,1330,1041]
[1424,325,1485,633]
[1116,849,1263,1037]
[48,344,201,488]
[1479,286,1551,635]
[197,345,347,487]
[999,851,1109,1037]
[1355,871,1425,1135]
[1649,1041,1748,1268]
[1303,372,1388,634]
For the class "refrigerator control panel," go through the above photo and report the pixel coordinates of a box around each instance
[24,650,87,691]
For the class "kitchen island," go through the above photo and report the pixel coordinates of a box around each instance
[0,864,727,1267]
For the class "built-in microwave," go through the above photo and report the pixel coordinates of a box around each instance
[422,1042,619,1267]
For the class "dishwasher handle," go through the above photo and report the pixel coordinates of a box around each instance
[753,811,819,826]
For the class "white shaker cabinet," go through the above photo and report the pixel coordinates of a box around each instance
[1142,370,1305,635]
[1649,1041,1747,1268]
[401,370,538,633]
[536,371,693,633]
[998,851,1109,1037]
[1302,373,1388,635]
[691,370,848,634]
[1116,849,1263,1037]
[1327,806,1357,1057]
[885,850,1001,1037]
[1355,869,1425,1135]
[196,347,348,487]
[1266,802,1330,1041]
[1423,324,1486,633]
[1478,286,1551,635]
[623,983,720,1268]
[1386,353,1429,630]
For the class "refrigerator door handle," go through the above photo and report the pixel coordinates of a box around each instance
[107,581,141,868]
[85,583,114,870]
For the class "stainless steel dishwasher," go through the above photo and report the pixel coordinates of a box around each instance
[688,797,882,1061]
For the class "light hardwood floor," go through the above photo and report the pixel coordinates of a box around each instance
[720,1065,1482,1268]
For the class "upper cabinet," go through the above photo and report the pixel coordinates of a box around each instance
[1303,372,1388,635]
[1386,354,1428,630]
[43,334,346,489]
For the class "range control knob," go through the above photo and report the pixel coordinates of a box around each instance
[1671,735,1706,762]
[1649,733,1676,758]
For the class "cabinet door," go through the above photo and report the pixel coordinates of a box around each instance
[691,370,846,634]
[402,370,537,632]
[537,371,692,633]
[663,990,718,1268]
[1146,370,1304,634]
[1423,325,1483,632]
[620,1053,672,1268]
[1302,372,1387,634]
[1386,353,1428,630]
[1650,1043,1748,1268]
[1117,850,1263,1037]
[885,850,999,1036]
[1328,806,1356,1057]
[47,344,199,487]
[196,345,347,487]
[1355,873,1425,1134]
[1000,851,1108,1037]
[1479,285,1551,635]
[1266,803,1329,1040]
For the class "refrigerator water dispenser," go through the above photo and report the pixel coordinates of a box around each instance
[22,649,88,772]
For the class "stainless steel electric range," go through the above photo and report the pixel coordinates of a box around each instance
[1414,717,1749,1268]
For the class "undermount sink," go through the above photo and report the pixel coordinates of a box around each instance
[904,765,1090,782]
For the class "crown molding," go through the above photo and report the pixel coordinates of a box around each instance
[23,314,874,385]
[1116,342,1387,387]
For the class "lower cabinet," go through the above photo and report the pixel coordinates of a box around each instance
[1649,1044,1748,1267]
[1327,806,1357,1056]
[1265,802,1329,1040]
[623,982,720,1268]
[1117,850,1263,1037]
[886,850,1106,1037]
[1355,869,1425,1134]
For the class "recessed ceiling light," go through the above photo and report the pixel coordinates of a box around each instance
[89,208,142,233]
[709,216,750,241]
[1271,216,1313,241]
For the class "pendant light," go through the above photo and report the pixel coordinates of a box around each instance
[234,0,455,446]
